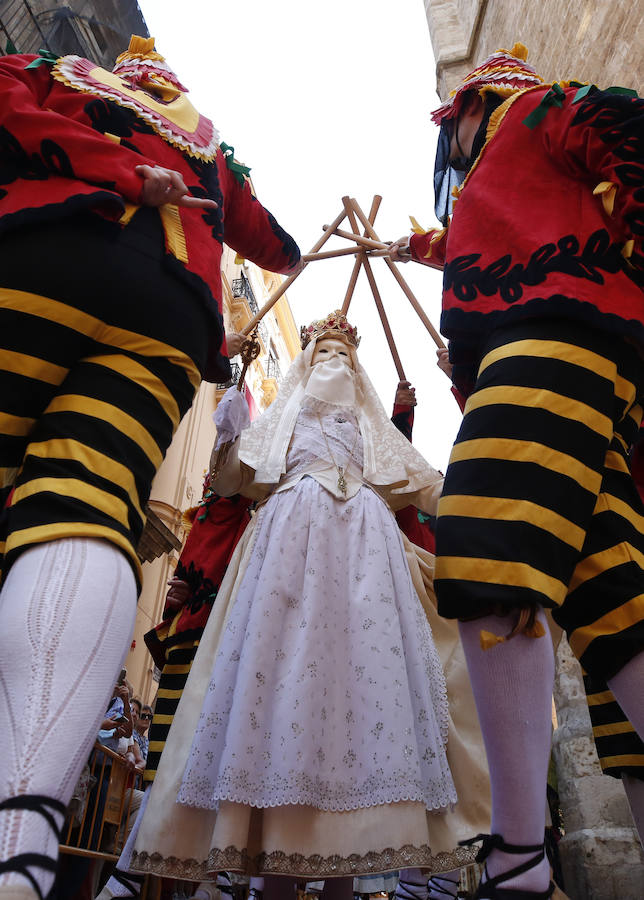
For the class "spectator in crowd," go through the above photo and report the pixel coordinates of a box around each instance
[133,706,151,765]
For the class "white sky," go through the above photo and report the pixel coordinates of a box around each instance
[138,0,462,471]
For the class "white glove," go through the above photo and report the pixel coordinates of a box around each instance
[212,386,250,449]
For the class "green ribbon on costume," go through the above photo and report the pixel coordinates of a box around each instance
[25,48,59,69]
[220,141,252,186]
[5,38,18,55]
[522,82,566,129]
[605,85,638,97]
[417,510,432,525]
[572,83,597,104]
[572,83,638,105]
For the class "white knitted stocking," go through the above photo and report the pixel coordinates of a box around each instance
[0,538,137,897]
[458,612,554,892]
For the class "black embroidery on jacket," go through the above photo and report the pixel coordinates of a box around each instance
[570,90,644,288]
[444,229,624,304]
[174,558,219,615]
[0,125,75,185]
[84,97,156,139]
[185,154,225,243]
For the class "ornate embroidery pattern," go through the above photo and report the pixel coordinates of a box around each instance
[571,89,644,287]
[174,557,218,616]
[185,154,225,243]
[444,229,624,304]
[131,842,477,880]
[0,126,75,188]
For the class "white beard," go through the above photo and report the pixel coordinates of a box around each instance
[304,357,356,407]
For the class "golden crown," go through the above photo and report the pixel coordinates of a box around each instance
[300,310,360,350]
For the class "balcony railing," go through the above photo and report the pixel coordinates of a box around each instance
[216,361,241,390]
[231,274,259,316]
[265,355,282,382]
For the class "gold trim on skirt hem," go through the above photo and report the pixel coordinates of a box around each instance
[130,843,477,880]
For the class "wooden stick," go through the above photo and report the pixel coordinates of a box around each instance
[362,256,406,380]
[350,198,446,349]
[340,195,382,315]
[340,252,366,315]
[342,195,360,235]
[326,226,390,251]
[241,206,347,335]
[303,246,362,262]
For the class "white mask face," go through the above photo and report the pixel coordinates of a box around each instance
[310,337,353,368]
[306,339,356,407]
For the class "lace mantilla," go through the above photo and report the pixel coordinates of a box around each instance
[238,340,442,495]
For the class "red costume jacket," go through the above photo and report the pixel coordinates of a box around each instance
[0,53,300,382]
[410,85,644,396]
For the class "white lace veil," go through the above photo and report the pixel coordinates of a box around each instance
[238,333,441,496]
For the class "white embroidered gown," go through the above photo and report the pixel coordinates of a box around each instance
[177,401,456,816]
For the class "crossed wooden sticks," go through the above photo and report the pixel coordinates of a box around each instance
[241,196,444,379]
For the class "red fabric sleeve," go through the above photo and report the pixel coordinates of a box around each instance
[450,385,467,412]
[0,55,158,204]
[409,228,448,268]
[541,88,644,271]
[221,163,300,274]
[391,403,415,442]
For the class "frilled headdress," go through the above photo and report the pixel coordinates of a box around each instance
[51,34,219,160]
[300,310,360,349]
[112,35,189,91]
[431,42,544,124]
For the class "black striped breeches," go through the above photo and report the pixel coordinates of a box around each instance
[0,212,209,585]
[435,318,644,776]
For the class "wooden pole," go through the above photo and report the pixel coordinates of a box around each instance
[361,256,406,380]
[241,206,347,335]
[302,246,363,262]
[325,226,389,252]
[350,198,446,349]
[340,195,382,315]
[340,252,366,315]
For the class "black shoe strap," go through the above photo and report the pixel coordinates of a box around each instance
[0,795,68,900]
[428,874,459,897]
[113,869,145,896]
[0,794,66,844]
[459,834,544,864]
[0,851,57,900]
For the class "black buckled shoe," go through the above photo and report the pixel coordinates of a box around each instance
[0,794,66,900]
[459,834,554,899]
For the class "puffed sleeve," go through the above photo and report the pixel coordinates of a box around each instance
[0,54,159,204]
[409,226,448,268]
[539,86,644,288]
[220,157,300,274]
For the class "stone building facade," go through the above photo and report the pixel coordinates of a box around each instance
[424,0,644,102]
[0,0,148,67]
[422,2,644,897]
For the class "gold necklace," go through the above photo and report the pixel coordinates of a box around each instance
[316,412,360,497]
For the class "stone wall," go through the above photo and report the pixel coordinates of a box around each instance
[553,640,644,898]
[425,0,644,101]
[0,0,148,67]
